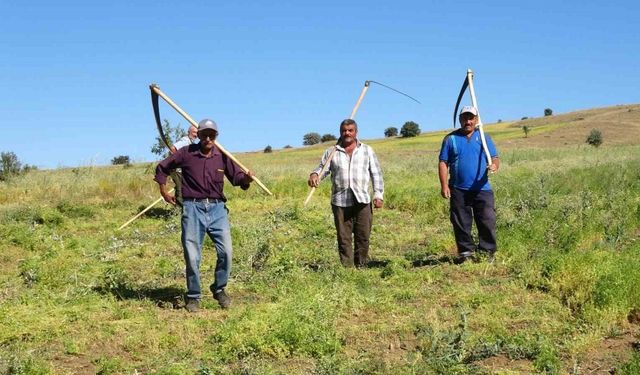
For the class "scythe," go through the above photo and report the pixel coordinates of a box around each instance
[303,80,420,207]
[453,69,492,167]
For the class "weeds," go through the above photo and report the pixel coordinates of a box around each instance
[1,123,640,373]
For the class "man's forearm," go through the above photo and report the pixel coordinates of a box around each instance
[158,183,168,195]
[438,162,449,187]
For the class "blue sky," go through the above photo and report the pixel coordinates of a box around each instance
[1,1,638,169]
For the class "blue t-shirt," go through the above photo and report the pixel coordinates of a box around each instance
[439,129,498,191]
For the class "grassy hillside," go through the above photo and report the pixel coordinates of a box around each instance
[1,104,640,374]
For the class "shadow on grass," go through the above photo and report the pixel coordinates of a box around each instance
[142,206,178,219]
[303,261,330,272]
[366,259,391,268]
[410,255,456,267]
[94,285,184,309]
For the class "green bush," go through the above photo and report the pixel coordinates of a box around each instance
[0,151,22,181]
[111,155,130,166]
[586,128,603,147]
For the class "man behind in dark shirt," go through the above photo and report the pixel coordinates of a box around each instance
[155,119,254,312]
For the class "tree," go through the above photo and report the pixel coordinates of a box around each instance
[303,132,321,146]
[586,129,603,147]
[400,121,421,138]
[283,145,293,149]
[521,116,529,120]
[544,108,553,116]
[22,164,38,173]
[263,145,273,153]
[321,134,337,143]
[522,125,530,138]
[384,127,398,137]
[0,151,22,181]
[111,155,131,166]
[151,119,187,157]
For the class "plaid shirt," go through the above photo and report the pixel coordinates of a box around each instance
[312,141,384,207]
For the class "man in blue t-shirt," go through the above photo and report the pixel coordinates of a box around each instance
[438,106,500,263]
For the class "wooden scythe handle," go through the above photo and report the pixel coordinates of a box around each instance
[118,188,174,230]
[151,85,273,196]
[303,81,371,207]
[466,70,493,167]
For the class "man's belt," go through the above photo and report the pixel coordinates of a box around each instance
[186,198,223,204]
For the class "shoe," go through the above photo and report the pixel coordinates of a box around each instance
[454,251,475,265]
[213,290,231,309]
[487,251,496,264]
[185,298,200,313]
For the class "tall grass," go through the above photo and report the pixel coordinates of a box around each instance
[1,129,639,373]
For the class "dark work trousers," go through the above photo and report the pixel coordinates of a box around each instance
[449,187,497,255]
[332,203,373,267]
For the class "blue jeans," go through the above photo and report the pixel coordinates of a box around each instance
[181,200,233,300]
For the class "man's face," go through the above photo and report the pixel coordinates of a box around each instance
[198,129,217,150]
[188,126,198,139]
[459,113,477,133]
[340,124,357,143]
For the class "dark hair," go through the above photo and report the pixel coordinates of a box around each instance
[340,119,358,131]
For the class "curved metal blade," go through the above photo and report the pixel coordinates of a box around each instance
[150,84,173,150]
[453,76,469,128]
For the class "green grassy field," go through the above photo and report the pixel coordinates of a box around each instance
[1,106,640,374]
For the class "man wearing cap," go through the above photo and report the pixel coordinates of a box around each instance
[308,119,384,268]
[171,125,198,153]
[438,106,500,263]
[155,119,254,312]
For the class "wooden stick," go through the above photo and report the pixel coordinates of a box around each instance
[466,69,493,167]
[303,81,370,206]
[118,188,174,230]
[150,84,273,196]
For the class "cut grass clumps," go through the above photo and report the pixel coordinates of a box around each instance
[1,206,64,228]
[55,201,96,219]
[0,353,53,375]
[618,352,640,375]
[208,294,341,362]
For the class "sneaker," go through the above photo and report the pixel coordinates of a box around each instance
[213,290,231,309]
[185,298,200,313]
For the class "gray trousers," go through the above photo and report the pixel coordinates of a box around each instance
[332,203,373,267]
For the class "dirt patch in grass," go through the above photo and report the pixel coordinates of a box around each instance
[476,355,534,373]
[51,353,95,375]
[575,329,639,374]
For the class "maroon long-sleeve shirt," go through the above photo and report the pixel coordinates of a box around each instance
[154,143,249,201]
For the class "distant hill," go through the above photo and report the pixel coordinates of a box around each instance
[498,103,640,149]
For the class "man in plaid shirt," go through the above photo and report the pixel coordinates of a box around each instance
[308,119,384,267]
